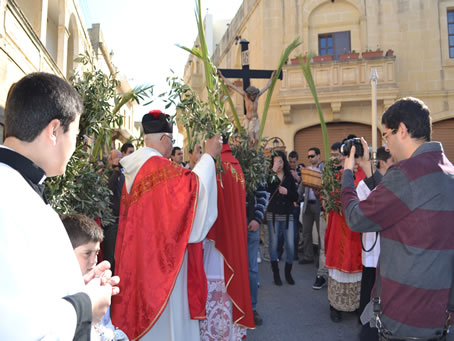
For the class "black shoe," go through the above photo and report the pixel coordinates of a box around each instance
[298,258,314,264]
[330,307,342,323]
[312,276,327,290]
[271,261,282,286]
[253,310,263,326]
[285,263,295,285]
[313,244,319,256]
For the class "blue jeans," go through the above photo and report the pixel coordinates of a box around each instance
[267,217,294,264]
[247,229,260,311]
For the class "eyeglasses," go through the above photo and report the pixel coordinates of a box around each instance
[307,154,316,159]
[161,134,175,144]
[382,129,397,143]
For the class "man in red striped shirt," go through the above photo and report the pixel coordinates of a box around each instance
[341,97,454,340]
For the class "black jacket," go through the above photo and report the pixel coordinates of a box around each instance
[266,173,298,215]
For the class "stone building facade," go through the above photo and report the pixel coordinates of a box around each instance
[0,0,136,144]
[184,0,454,161]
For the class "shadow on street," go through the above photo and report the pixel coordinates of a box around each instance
[246,256,362,341]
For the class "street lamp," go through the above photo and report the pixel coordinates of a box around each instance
[265,136,285,150]
[370,68,379,165]
[264,137,286,157]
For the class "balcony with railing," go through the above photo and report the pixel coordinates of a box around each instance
[277,55,399,123]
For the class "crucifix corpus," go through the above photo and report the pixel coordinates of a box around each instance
[218,40,283,146]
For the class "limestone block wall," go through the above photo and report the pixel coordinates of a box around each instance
[182,0,454,155]
[0,0,137,143]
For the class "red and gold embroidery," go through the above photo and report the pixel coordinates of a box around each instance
[125,162,184,210]
[222,162,245,190]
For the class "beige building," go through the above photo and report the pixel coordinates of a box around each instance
[184,0,454,161]
[0,0,136,145]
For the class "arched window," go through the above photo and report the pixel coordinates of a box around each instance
[307,1,361,59]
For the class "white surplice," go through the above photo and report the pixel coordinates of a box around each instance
[200,240,247,341]
[0,148,85,340]
[121,147,218,341]
[356,179,380,268]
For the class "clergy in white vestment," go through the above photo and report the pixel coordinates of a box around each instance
[200,142,255,341]
[0,72,118,340]
[111,110,222,341]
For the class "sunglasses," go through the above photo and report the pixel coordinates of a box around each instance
[308,155,316,159]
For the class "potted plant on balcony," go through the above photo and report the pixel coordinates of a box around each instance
[385,49,394,57]
[312,54,333,62]
[362,48,384,59]
[339,50,359,61]
[290,54,307,64]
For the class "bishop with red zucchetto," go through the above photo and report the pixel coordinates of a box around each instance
[112,110,222,341]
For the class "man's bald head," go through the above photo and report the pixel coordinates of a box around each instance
[108,149,122,167]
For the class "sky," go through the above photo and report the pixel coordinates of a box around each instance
[79,0,243,115]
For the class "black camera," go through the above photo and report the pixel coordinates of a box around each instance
[340,138,364,158]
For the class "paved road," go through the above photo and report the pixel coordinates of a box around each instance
[246,257,362,341]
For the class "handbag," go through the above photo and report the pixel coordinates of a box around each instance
[372,262,453,341]
[265,175,284,213]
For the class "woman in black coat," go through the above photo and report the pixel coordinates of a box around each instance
[266,150,298,286]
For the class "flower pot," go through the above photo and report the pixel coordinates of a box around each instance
[385,49,394,57]
[290,57,306,65]
[312,55,333,62]
[339,53,359,61]
[361,50,383,59]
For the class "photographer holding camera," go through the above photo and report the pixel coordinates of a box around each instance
[340,97,454,341]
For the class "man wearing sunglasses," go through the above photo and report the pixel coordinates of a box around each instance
[299,147,324,270]
[341,97,454,340]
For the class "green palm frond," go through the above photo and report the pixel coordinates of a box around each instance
[300,52,330,159]
[176,44,203,59]
[257,37,301,150]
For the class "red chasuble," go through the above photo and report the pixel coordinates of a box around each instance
[325,167,366,273]
[112,156,207,340]
[206,144,255,329]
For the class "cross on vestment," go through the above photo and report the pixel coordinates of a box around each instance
[217,40,283,116]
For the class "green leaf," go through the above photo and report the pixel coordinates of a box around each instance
[300,52,330,158]
[257,37,301,150]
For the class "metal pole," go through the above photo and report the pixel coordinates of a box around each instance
[370,68,379,163]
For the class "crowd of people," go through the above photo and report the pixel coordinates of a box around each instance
[0,72,453,341]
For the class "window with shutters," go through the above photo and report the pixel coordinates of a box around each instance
[318,31,351,60]
[448,10,454,58]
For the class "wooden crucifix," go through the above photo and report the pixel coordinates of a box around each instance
[218,40,282,146]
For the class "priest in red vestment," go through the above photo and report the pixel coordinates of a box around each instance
[111,110,222,341]
[200,139,255,340]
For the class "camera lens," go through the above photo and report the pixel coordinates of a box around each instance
[340,138,363,158]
